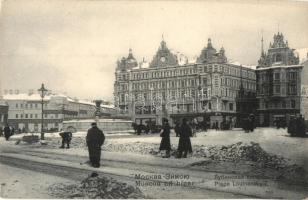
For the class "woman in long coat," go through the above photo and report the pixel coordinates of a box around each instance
[159,118,171,158]
[178,118,192,158]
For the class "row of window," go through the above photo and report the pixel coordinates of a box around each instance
[117,87,241,104]
[258,85,297,95]
[259,72,298,81]
[131,79,197,90]
[127,65,255,81]
[15,113,60,119]
[133,101,235,114]
[201,65,255,79]
[15,103,43,109]
[259,100,296,109]
[131,67,197,80]
[221,78,256,90]
[128,78,256,91]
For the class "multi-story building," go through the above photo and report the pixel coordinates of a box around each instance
[3,91,115,132]
[0,101,8,128]
[114,38,256,127]
[256,32,303,126]
[0,98,8,130]
[299,50,308,119]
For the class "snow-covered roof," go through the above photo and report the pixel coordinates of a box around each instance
[3,93,114,109]
[69,99,115,109]
[229,61,257,70]
[3,93,52,101]
[101,104,115,109]
[131,61,150,70]
[170,50,188,66]
[140,61,150,69]
[188,56,197,64]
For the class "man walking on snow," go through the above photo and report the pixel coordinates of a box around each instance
[86,122,105,168]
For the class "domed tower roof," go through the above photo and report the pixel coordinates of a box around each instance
[197,38,227,64]
[116,48,138,71]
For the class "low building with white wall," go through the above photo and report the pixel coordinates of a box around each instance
[3,92,115,132]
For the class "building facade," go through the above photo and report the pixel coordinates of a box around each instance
[114,39,256,127]
[256,32,303,126]
[300,55,308,119]
[3,92,115,132]
[0,101,8,129]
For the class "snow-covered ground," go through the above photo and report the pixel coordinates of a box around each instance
[7,127,308,165]
[106,128,308,165]
[1,127,307,199]
[0,164,74,198]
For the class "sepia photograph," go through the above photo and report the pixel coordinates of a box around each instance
[0,0,308,199]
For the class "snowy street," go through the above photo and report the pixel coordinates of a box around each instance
[0,141,248,199]
[0,127,307,198]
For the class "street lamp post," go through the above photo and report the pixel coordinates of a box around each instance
[38,83,48,140]
[94,100,103,123]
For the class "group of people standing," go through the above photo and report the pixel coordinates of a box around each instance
[159,118,192,158]
[242,114,255,133]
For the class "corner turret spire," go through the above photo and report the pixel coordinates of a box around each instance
[261,35,265,57]
[127,48,135,60]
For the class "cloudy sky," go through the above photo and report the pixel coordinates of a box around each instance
[1,0,308,101]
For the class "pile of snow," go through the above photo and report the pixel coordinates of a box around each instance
[103,142,162,155]
[191,142,307,185]
[48,173,145,199]
[193,142,288,167]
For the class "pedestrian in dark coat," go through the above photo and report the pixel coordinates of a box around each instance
[59,131,72,149]
[177,118,193,158]
[159,118,171,158]
[4,124,11,141]
[86,122,105,168]
[215,121,219,130]
[297,115,306,137]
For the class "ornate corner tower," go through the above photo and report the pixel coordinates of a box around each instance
[197,38,227,64]
[149,38,178,68]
